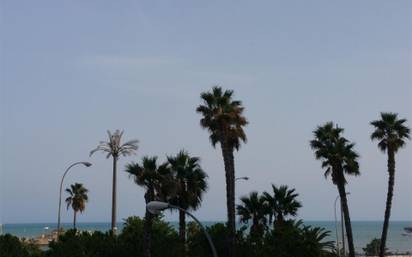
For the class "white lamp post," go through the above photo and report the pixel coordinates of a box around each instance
[57,161,92,238]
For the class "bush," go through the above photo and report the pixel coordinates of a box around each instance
[261,221,335,257]
[363,238,387,256]
[0,234,42,257]
[45,216,180,257]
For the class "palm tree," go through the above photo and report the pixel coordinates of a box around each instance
[196,86,247,257]
[370,112,410,257]
[125,156,172,257]
[263,185,302,228]
[65,183,88,229]
[301,225,335,256]
[310,122,359,257]
[236,191,267,237]
[167,150,208,245]
[90,130,138,232]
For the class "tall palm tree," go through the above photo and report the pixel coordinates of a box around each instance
[370,112,410,257]
[196,86,247,257]
[263,185,302,228]
[125,156,172,257]
[65,183,88,229]
[90,130,138,232]
[310,122,359,257]
[167,150,208,245]
[236,191,267,237]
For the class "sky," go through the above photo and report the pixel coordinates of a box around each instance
[0,0,411,224]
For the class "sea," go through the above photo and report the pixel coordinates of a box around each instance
[1,221,411,254]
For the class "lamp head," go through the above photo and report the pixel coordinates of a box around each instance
[146,201,170,215]
[82,162,92,167]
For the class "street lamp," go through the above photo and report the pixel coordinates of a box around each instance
[147,201,219,257]
[334,195,341,257]
[235,176,249,182]
[57,161,92,238]
[334,192,350,257]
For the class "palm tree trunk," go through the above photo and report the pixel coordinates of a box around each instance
[73,210,77,230]
[276,213,284,228]
[143,189,154,257]
[143,210,153,257]
[179,208,186,257]
[380,149,395,257]
[111,156,118,233]
[251,217,258,237]
[337,181,355,257]
[220,140,236,257]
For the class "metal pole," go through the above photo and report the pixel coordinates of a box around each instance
[169,204,218,257]
[57,162,91,239]
[334,195,341,257]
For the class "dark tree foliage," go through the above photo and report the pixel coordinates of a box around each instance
[363,238,387,256]
[186,221,335,257]
[44,217,180,257]
[0,234,42,257]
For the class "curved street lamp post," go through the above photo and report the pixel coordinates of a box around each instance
[147,201,219,257]
[57,161,92,238]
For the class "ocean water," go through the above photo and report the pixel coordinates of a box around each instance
[1,221,411,254]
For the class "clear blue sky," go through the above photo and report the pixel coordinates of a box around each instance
[1,0,411,224]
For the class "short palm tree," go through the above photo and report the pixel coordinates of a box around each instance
[236,191,267,237]
[370,112,410,257]
[301,225,335,256]
[167,150,208,245]
[196,86,247,257]
[263,185,302,228]
[310,122,359,257]
[125,156,172,257]
[65,183,88,229]
[90,130,138,232]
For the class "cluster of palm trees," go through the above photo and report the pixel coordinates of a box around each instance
[236,185,302,237]
[125,151,208,257]
[62,86,409,257]
[310,113,410,257]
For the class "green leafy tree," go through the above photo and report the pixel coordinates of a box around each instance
[370,112,410,257]
[310,122,359,257]
[90,130,138,232]
[167,150,208,245]
[263,185,302,228]
[65,183,88,229]
[196,86,248,257]
[125,156,172,257]
[236,191,267,238]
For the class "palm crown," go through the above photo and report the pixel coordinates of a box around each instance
[370,112,410,153]
[125,156,172,201]
[263,185,302,223]
[90,130,138,158]
[167,150,208,211]
[65,183,88,213]
[310,122,360,185]
[237,191,267,226]
[196,86,247,150]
